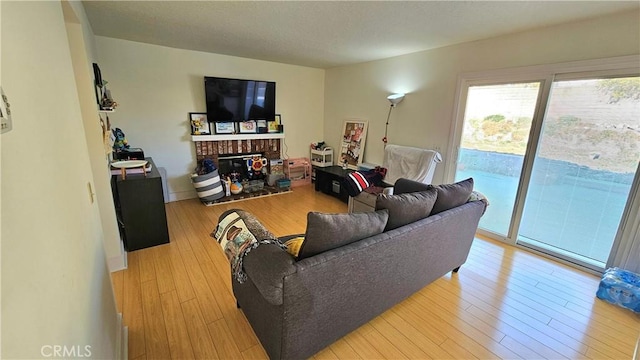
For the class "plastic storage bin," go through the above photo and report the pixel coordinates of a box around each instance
[276,179,291,189]
[596,267,640,313]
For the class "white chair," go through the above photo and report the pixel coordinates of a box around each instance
[348,144,442,213]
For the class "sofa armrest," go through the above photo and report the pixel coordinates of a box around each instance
[243,244,297,306]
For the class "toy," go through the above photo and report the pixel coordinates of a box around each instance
[230,180,243,195]
[246,156,268,178]
[112,127,130,151]
[195,158,217,175]
[224,177,231,197]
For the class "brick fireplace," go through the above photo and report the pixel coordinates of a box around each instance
[194,138,281,163]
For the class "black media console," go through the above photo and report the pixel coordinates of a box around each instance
[314,165,354,203]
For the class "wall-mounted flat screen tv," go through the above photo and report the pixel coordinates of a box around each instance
[205,76,276,122]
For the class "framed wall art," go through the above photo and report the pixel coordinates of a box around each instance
[256,120,268,133]
[214,122,236,134]
[267,120,280,133]
[339,119,368,169]
[238,120,257,134]
[189,112,209,135]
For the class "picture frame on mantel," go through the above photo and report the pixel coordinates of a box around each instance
[268,114,283,133]
[267,120,279,133]
[256,120,268,133]
[189,112,210,135]
[214,122,236,134]
[238,120,257,134]
[339,119,368,170]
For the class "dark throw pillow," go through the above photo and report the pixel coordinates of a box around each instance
[430,177,474,215]
[375,188,438,231]
[297,210,389,260]
[393,178,431,195]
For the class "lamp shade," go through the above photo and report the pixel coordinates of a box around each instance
[387,93,405,106]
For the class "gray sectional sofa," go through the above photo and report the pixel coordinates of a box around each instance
[228,178,487,359]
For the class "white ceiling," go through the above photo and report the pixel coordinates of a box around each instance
[82,1,639,69]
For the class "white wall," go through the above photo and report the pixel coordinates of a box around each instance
[324,10,640,184]
[1,1,118,358]
[95,37,325,201]
[63,1,124,271]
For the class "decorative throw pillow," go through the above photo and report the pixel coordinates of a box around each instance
[297,210,389,260]
[429,177,474,215]
[283,236,305,257]
[344,171,371,197]
[375,188,438,231]
[393,178,431,195]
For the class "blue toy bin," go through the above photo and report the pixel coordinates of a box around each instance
[596,267,640,313]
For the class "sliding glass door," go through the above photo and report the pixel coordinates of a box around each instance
[453,63,639,271]
[455,82,542,237]
[518,76,640,269]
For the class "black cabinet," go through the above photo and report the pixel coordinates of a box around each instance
[314,165,353,203]
[111,158,169,251]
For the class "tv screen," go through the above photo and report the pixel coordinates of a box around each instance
[205,77,276,122]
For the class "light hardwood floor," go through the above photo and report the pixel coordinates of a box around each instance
[111,184,640,359]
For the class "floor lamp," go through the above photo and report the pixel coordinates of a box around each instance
[382,93,405,146]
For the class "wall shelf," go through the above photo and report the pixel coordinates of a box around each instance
[191,133,285,141]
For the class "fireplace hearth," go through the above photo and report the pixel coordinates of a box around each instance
[217,153,265,181]
[192,137,288,205]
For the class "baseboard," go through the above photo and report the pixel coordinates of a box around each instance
[107,251,127,272]
[122,326,128,360]
[168,189,197,202]
[115,313,128,360]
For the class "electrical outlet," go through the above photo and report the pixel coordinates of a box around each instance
[0,86,12,134]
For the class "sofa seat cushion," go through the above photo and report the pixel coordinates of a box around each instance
[430,178,474,214]
[297,210,389,260]
[375,188,438,231]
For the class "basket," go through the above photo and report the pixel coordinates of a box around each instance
[191,169,224,202]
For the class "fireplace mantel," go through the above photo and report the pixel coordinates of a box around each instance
[192,134,283,162]
[191,133,285,142]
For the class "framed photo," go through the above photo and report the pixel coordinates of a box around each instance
[256,120,268,133]
[214,122,236,134]
[339,119,368,170]
[238,120,257,134]
[189,112,210,135]
[267,120,279,133]
[274,114,282,124]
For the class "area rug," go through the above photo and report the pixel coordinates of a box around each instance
[203,185,292,206]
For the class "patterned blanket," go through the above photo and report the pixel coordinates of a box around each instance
[212,210,286,283]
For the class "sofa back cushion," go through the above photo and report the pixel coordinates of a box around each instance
[298,210,389,260]
[430,178,474,214]
[375,188,438,231]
